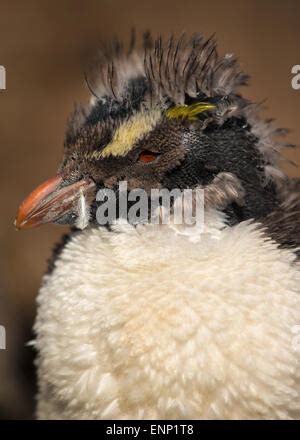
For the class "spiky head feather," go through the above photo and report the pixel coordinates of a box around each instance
[66,33,288,182]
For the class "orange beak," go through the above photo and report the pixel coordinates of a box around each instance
[15,175,96,230]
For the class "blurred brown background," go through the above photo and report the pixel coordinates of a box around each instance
[0,0,299,419]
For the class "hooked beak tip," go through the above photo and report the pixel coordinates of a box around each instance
[15,175,63,230]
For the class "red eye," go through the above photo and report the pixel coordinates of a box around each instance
[138,151,160,163]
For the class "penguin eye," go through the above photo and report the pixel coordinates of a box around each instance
[137,151,161,163]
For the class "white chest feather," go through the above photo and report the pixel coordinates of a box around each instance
[35,219,300,419]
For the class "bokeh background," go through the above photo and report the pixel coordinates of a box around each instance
[0,0,299,419]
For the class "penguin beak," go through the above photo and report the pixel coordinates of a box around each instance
[15,175,96,230]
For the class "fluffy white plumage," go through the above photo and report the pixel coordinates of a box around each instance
[34,214,300,420]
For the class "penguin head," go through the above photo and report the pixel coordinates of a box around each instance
[16,34,285,230]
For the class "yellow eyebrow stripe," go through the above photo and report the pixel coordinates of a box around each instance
[92,109,162,159]
[84,102,214,162]
[166,102,215,120]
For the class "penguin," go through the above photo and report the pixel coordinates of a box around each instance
[15,34,300,419]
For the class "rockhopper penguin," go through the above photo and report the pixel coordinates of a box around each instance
[16,35,300,419]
